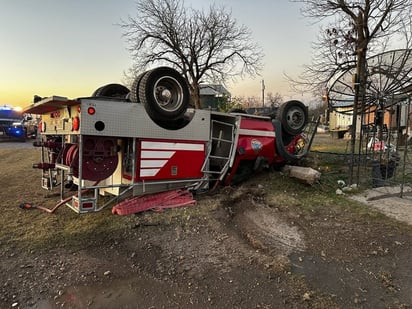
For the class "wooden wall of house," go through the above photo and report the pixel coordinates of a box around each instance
[363,105,410,129]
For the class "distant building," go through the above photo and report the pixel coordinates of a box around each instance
[329,101,355,129]
[199,84,231,109]
[329,98,411,140]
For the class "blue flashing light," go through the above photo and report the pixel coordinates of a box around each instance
[6,125,24,137]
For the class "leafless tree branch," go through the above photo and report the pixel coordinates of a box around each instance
[119,0,264,108]
[289,0,412,99]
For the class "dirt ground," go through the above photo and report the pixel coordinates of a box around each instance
[1,141,412,308]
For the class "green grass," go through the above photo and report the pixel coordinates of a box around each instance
[2,134,410,254]
[311,134,352,154]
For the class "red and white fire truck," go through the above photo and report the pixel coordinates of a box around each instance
[24,67,313,214]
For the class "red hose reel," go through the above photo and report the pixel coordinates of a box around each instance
[64,136,119,181]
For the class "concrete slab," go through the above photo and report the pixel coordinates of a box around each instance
[350,185,412,225]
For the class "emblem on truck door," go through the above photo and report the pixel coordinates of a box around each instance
[251,139,263,153]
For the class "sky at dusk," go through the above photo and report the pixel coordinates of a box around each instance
[0,0,318,108]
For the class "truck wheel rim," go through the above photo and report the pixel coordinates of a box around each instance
[153,76,184,113]
[286,107,305,130]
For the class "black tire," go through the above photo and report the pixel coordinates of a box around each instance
[91,86,103,97]
[130,72,148,103]
[276,100,308,135]
[139,67,190,121]
[92,84,130,98]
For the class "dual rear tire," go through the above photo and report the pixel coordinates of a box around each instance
[133,67,190,122]
[92,67,190,129]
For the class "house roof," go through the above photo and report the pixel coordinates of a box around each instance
[331,101,353,108]
[199,84,230,96]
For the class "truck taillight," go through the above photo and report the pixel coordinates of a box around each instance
[87,107,96,115]
[72,116,80,131]
[296,137,306,151]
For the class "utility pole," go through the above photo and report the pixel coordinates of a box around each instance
[261,79,265,107]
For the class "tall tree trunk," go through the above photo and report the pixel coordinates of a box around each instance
[191,83,201,109]
[349,17,368,184]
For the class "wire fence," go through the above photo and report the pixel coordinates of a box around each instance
[309,120,412,199]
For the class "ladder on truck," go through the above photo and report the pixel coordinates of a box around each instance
[201,119,236,182]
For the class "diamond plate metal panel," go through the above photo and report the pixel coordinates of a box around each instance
[79,99,210,141]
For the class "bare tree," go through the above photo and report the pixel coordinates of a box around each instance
[266,92,283,107]
[120,0,263,109]
[290,0,412,97]
[243,96,261,108]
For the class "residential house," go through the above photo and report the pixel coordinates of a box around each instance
[199,84,231,110]
[329,101,361,138]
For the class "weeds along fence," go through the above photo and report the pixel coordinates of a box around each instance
[309,129,412,197]
[309,97,412,199]
[357,126,412,195]
[355,99,412,197]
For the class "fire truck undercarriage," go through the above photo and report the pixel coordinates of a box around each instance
[24,67,314,214]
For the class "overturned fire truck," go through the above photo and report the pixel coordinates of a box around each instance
[24,67,313,214]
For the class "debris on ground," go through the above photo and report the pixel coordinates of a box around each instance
[282,165,321,185]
